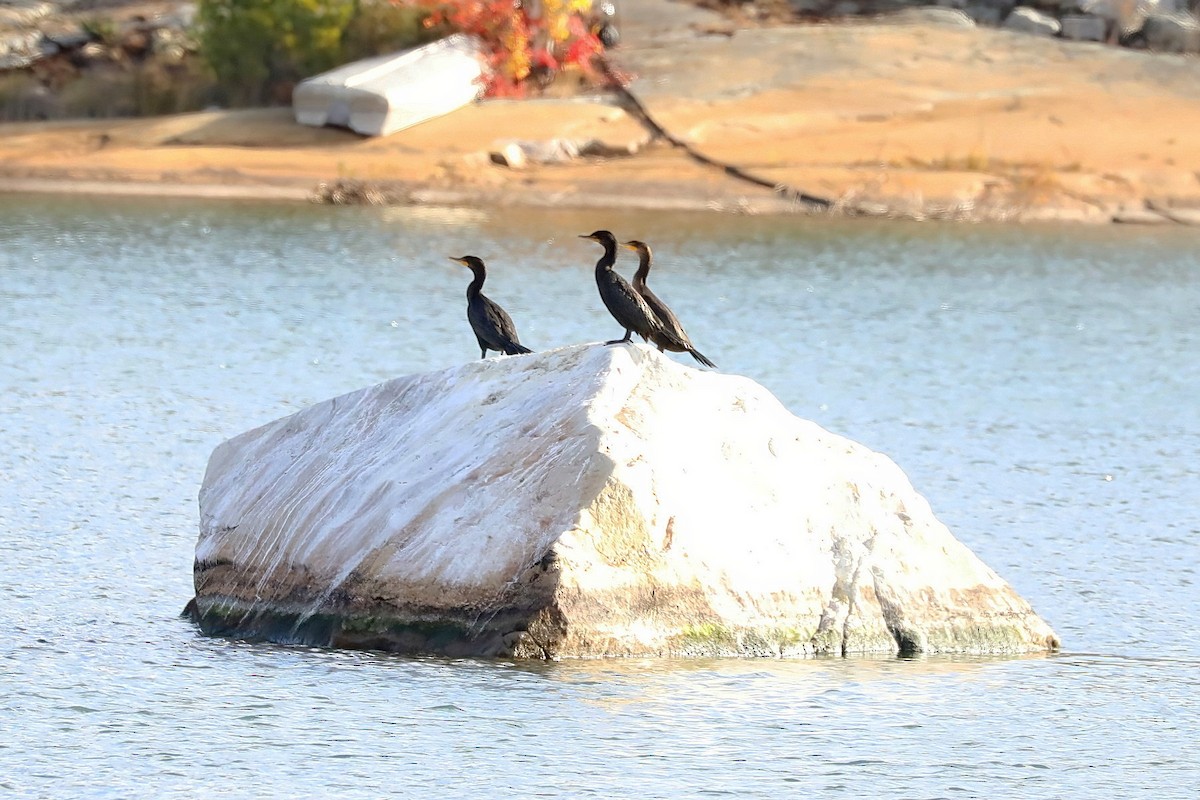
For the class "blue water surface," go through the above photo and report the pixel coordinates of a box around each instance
[1,195,1197,798]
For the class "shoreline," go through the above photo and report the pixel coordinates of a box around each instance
[0,176,312,202]
[4,19,1200,225]
[4,168,1198,226]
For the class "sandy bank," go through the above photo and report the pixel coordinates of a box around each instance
[2,18,1200,223]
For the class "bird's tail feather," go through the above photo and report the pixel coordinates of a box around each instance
[688,348,716,369]
[505,342,533,355]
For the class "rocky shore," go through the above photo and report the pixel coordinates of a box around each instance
[2,0,1200,222]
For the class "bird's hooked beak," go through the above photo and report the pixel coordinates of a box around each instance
[448,256,468,267]
[578,233,597,242]
[620,241,638,252]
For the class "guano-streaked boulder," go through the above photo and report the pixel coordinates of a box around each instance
[188,344,1060,659]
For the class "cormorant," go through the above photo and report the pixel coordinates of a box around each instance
[579,230,681,348]
[621,239,716,368]
[449,256,533,359]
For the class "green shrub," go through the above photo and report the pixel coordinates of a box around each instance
[80,17,121,47]
[0,74,58,122]
[57,70,138,118]
[198,0,357,106]
[0,60,219,122]
[340,0,435,63]
[129,60,222,116]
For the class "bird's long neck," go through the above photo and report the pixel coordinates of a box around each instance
[466,266,485,299]
[594,241,618,274]
[632,249,652,289]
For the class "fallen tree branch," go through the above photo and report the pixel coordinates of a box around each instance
[599,55,834,211]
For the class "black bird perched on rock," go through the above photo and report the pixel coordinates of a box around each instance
[621,239,716,369]
[449,256,533,359]
[579,229,680,348]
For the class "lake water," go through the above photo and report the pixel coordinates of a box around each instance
[1,194,1197,798]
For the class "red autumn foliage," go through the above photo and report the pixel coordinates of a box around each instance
[407,0,610,97]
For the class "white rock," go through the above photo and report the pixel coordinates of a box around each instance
[190,344,1060,658]
[489,141,527,169]
[0,30,40,70]
[0,1,56,28]
[489,138,581,167]
[1003,6,1063,36]
[891,7,978,26]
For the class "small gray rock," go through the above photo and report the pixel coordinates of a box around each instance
[1061,13,1109,39]
[966,4,1007,25]
[43,28,92,51]
[788,0,832,14]
[974,0,1019,10]
[1141,11,1200,51]
[577,138,641,158]
[1079,0,1172,33]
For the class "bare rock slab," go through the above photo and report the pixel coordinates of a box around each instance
[189,344,1060,659]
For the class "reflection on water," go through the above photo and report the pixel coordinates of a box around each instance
[1,194,1198,798]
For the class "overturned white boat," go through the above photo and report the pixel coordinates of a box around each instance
[293,33,486,137]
